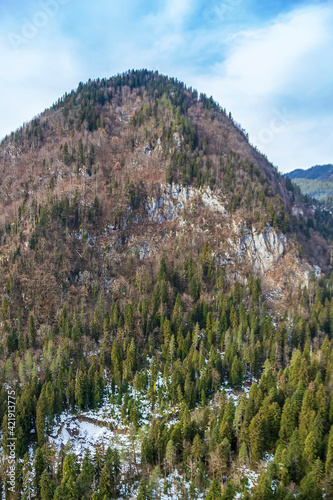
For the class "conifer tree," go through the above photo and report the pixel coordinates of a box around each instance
[40,469,56,500]
[222,480,235,500]
[326,426,333,475]
[205,478,222,500]
[36,389,47,447]
[238,442,248,463]
[165,439,176,473]
[34,447,45,496]
[137,477,152,500]
[299,474,323,500]
[29,314,37,346]
[78,450,94,498]
[249,411,265,462]
[62,453,79,498]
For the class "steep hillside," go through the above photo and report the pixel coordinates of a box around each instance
[0,70,333,499]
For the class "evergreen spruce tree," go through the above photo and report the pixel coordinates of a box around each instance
[36,389,47,447]
[78,450,94,498]
[222,480,235,500]
[326,426,333,475]
[249,411,265,462]
[299,474,323,500]
[137,477,152,500]
[34,447,45,496]
[62,453,79,498]
[40,469,56,500]
[205,478,222,500]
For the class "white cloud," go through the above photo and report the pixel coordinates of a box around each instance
[265,116,333,172]
[0,31,83,138]
[222,10,327,95]
[163,0,194,26]
[146,0,195,30]
[189,3,333,171]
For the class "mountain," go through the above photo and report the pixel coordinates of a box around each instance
[0,70,332,499]
[285,164,333,203]
[286,164,333,181]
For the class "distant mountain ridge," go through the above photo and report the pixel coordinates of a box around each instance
[284,164,333,203]
[286,163,333,181]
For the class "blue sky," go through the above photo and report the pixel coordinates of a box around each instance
[0,0,332,172]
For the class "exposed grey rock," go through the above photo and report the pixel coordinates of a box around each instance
[292,205,304,217]
[146,183,226,222]
[238,226,287,273]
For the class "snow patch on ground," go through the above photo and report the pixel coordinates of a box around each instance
[313,265,321,278]
[49,415,131,458]
[47,373,180,461]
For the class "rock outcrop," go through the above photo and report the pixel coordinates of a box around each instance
[146,183,226,223]
[238,226,287,273]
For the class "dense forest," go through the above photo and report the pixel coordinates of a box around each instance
[289,178,333,205]
[0,70,332,499]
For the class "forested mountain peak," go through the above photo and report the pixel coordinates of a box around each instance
[0,70,333,499]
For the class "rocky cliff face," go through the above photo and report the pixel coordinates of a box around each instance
[238,226,286,274]
[146,184,226,223]
[114,182,314,312]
